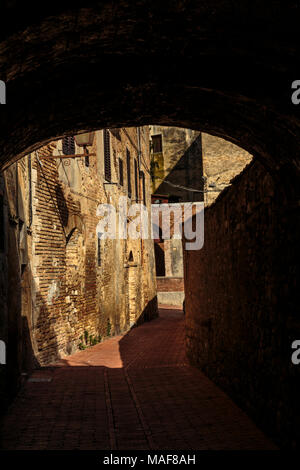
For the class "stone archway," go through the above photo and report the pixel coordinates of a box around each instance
[0,2,299,199]
[0,1,299,448]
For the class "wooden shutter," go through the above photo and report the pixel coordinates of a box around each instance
[119,158,124,186]
[62,136,75,155]
[104,129,111,181]
[97,237,101,266]
[134,159,139,201]
[126,149,131,198]
[140,170,146,206]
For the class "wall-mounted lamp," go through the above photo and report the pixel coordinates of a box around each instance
[47,132,96,162]
[75,132,95,167]
[74,132,95,148]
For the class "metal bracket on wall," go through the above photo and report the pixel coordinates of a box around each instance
[48,153,96,159]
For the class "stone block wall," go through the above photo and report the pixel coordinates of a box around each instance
[184,159,300,448]
[202,132,253,206]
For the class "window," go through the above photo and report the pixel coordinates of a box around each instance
[85,152,90,168]
[97,236,101,266]
[19,218,28,274]
[126,148,131,198]
[119,158,124,186]
[103,129,111,181]
[0,194,4,252]
[140,170,146,206]
[62,136,75,155]
[151,134,162,153]
[134,159,139,201]
[154,241,166,276]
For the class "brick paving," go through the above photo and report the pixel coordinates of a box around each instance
[0,307,276,450]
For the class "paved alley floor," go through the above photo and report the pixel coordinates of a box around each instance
[0,307,276,450]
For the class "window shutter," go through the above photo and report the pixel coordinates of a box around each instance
[104,129,111,181]
[134,159,139,201]
[126,149,131,198]
[62,136,75,155]
[97,237,101,266]
[140,171,146,206]
[119,158,124,186]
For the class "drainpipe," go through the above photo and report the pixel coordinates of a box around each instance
[16,161,18,218]
[137,127,141,199]
[137,127,144,265]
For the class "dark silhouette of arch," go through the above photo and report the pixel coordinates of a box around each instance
[0,1,299,450]
[0,2,299,205]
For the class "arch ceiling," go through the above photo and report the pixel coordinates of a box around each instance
[0,1,299,196]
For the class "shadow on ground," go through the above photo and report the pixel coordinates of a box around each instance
[0,308,276,450]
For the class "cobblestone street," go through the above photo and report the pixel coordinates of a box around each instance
[0,307,276,450]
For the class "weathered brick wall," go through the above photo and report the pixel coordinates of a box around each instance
[29,128,157,365]
[156,277,184,292]
[184,159,300,448]
[156,276,184,308]
[0,127,158,409]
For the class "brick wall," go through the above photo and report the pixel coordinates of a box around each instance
[156,276,184,308]
[0,127,158,409]
[184,159,300,448]
[156,277,184,292]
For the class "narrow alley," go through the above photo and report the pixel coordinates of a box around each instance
[0,307,275,450]
[1,2,300,454]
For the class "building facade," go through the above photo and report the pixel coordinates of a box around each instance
[0,127,157,408]
[149,125,252,307]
